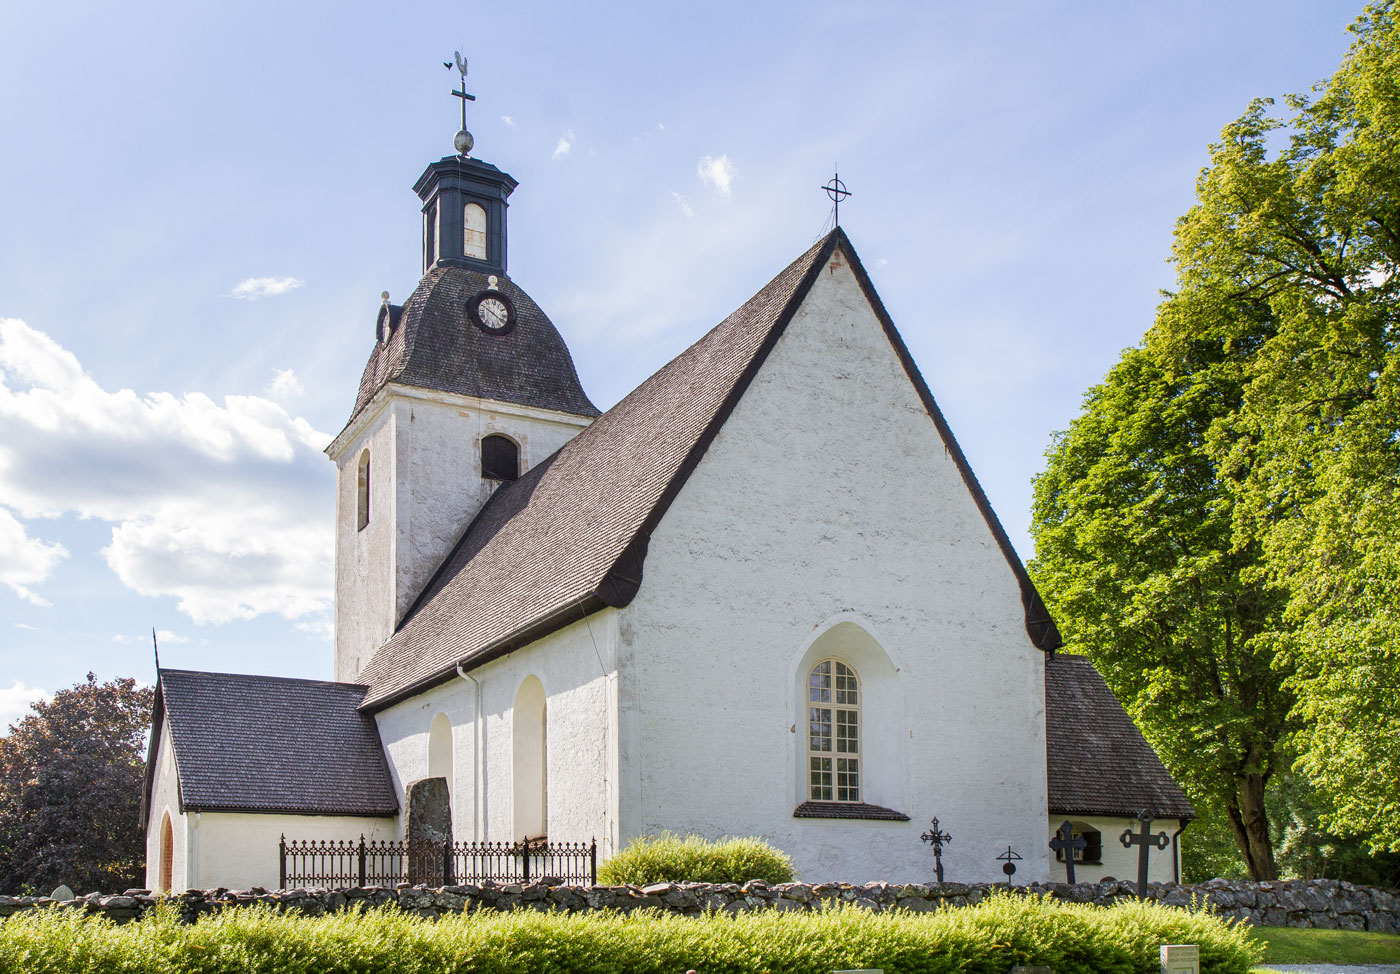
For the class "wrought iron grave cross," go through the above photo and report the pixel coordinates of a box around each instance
[920,817,952,884]
[996,845,1022,887]
[1119,809,1170,898]
[1049,819,1088,884]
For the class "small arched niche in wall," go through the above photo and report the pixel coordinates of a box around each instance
[792,620,908,821]
[512,676,547,841]
[481,434,520,482]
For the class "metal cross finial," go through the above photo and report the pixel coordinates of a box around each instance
[996,845,1022,887]
[822,168,851,227]
[443,52,477,157]
[920,817,952,884]
[1049,819,1088,884]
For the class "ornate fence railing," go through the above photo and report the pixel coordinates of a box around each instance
[279,836,597,889]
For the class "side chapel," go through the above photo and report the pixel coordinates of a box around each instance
[141,85,1193,894]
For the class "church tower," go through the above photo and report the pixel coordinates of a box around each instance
[325,66,599,683]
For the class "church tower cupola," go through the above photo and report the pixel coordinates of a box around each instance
[414,53,516,275]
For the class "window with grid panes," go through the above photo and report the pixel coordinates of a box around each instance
[807,659,860,802]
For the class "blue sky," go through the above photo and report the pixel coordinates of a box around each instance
[0,0,1367,724]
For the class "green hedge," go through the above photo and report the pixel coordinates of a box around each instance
[0,891,1260,974]
[597,833,795,885]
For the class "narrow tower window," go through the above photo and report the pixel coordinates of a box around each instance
[807,659,860,802]
[463,203,487,260]
[356,449,371,531]
[424,201,438,268]
[481,434,519,482]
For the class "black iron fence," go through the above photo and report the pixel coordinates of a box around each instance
[279,835,597,889]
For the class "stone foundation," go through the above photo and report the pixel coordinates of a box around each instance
[0,878,1395,932]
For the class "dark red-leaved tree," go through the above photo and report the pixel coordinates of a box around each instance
[0,673,153,894]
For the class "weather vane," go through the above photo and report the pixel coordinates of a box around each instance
[822,168,851,227]
[443,51,476,157]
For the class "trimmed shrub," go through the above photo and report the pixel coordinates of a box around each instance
[598,832,795,885]
[0,890,1261,974]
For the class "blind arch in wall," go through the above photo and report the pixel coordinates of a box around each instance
[512,676,547,840]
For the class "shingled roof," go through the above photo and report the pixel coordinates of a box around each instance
[1045,655,1195,820]
[345,265,599,429]
[357,228,1062,710]
[142,669,397,817]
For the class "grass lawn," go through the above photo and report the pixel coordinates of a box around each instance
[1248,925,1400,969]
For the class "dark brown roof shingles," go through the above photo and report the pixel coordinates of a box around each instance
[158,669,397,816]
[1045,655,1195,820]
[346,266,599,428]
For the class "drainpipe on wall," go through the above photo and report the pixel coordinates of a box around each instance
[1171,819,1188,884]
[456,664,483,841]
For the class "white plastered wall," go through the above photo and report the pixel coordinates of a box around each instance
[615,251,1049,884]
[374,611,619,853]
[1046,814,1183,885]
[143,718,188,891]
[329,387,590,683]
[191,812,395,891]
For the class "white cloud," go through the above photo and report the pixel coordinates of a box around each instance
[553,130,574,159]
[266,368,304,401]
[500,115,516,129]
[0,317,333,625]
[14,623,36,631]
[229,276,304,301]
[0,507,67,605]
[657,122,665,132]
[671,192,695,219]
[697,154,737,198]
[0,681,48,730]
[294,615,334,640]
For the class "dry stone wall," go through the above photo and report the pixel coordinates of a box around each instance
[1,878,1395,932]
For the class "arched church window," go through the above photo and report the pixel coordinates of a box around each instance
[356,450,371,531]
[481,434,519,482]
[807,659,860,802]
[512,676,548,841]
[464,203,487,260]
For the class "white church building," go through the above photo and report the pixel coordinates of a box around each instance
[140,109,1193,894]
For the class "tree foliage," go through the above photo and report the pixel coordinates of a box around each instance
[0,674,153,894]
[1032,0,1400,870]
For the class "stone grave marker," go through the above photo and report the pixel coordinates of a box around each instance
[49,884,74,901]
[405,776,452,885]
[1160,944,1199,974]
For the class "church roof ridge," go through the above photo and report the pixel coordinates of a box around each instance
[355,227,1061,711]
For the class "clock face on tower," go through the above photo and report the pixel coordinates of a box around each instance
[468,289,516,336]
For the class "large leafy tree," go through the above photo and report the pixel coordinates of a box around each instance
[1171,0,1400,850]
[1033,0,1400,872]
[1030,327,1291,879]
[0,674,154,893]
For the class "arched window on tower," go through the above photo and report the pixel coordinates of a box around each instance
[464,203,487,260]
[807,659,861,802]
[481,434,519,482]
[356,450,371,531]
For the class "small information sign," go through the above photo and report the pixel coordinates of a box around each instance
[1160,944,1199,974]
